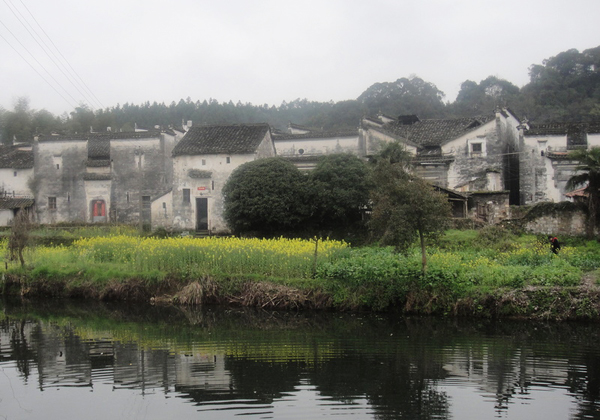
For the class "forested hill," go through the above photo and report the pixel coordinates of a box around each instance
[1,45,599,144]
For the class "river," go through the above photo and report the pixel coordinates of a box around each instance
[0,300,599,420]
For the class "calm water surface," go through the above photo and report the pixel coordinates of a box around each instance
[0,300,599,420]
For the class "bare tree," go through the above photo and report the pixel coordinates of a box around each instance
[8,209,30,267]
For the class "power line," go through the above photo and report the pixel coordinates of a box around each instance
[0,16,82,107]
[0,30,77,108]
[3,0,99,110]
[15,0,104,109]
[0,0,104,112]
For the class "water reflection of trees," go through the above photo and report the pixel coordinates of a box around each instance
[0,302,599,419]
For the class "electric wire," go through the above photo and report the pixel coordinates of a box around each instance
[0,17,81,107]
[0,30,77,108]
[15,0,104,109]
[3,0,99,110]
[0,0,104,112]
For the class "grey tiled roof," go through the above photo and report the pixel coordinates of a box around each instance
[526,122,600,136]
[38,131,163,141]
[172,124,271,156]
[0,198,34,210]
[88,138,110,159]
[0,146,34,169]
[384,116,494,147]
[273,130,357,141]
[86,159,111,167]
[83,173,112,181]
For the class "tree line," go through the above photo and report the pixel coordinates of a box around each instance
[1,45,599,144]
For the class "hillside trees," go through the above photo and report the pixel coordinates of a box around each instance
[357,76,447,119]
[519,46,600,122]
[449,76,520,117]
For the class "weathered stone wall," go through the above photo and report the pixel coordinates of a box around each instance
[445,119,505,192]
[523,211,587,236]
[34,140,88,224]
[110,137,170,224]
[468,192,511,225]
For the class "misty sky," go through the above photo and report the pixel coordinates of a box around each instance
[0,0,598,116]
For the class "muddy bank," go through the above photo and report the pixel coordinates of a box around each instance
[2,273,600,321]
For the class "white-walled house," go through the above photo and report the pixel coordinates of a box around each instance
[519,122,600,204]
[0,144,35,226]
[169,123,276,234]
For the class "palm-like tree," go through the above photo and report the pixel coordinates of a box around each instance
[567,147,600,238]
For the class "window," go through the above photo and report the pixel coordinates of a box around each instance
[202,159,206,166]
[56,164,60,169]
[183,188,190,204]
[126,192,130,203]
[13,171,17,177]
[226,157,231,164]
[212,180,215,191]
[67,193,71,203]
[471,143,482,153]
[48,197,57,210]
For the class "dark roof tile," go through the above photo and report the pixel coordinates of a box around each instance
[273,130,357,141]
[0,146,34,169]
[383,116,494,147]
[38,131,163,141]
[172,124,271,156]
[0,198,34,210]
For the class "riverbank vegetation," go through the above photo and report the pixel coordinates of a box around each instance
[2,227,600,320]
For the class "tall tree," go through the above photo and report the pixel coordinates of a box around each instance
[2,97,33,144]
[567,147,600,238]
[450,76,520,117]
[369,146,451,275]
[357,76,447,119]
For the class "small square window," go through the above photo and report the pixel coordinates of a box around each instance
[48,197,57,210]
[471,143,482,153]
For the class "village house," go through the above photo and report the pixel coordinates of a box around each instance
[359,109,522,222]
[167,123,275,234]
[6,112,600,232]
[32,130,180,225]
[519,122,600,204]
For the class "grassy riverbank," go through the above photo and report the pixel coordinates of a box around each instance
[2,227,600,320]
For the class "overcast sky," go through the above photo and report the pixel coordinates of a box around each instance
[0,0,598,116]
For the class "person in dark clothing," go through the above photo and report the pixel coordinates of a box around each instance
[548,236,561,254]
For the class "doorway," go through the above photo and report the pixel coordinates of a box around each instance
[91,200,106,223]
[196,197,208,231]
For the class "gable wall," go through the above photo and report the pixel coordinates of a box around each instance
[34,140,88,223]
[110,137,168,224]
[274,135,359,157]
[519,133,580,204]
[444,119,506,191]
